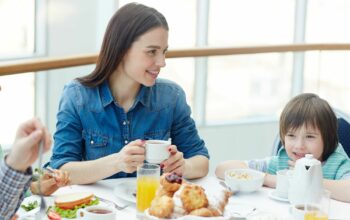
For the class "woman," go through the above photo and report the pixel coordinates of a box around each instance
[50,3,209,184]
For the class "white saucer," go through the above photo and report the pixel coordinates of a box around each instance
[16,195,41,218]
[113,178,136,203]
[268,190,289,202]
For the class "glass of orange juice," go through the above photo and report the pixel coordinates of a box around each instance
[304,190,331,220]
[304,211,328,220]
[136,163,160,217]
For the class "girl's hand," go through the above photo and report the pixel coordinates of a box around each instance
[161,145,186,176]
[116,139,145,173]
[30,169,70,196]
[52,169,70,187]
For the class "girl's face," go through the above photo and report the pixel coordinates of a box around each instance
[119,27,168,87]
[284,124,324,161]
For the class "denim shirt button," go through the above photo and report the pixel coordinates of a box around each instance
[124,140,128,144]
[123,121,126,125]
[90,140,94,145]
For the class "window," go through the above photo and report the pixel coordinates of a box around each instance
[306,0,350,43]
[208,0,295,46]
[304,52,350,112]
[304,0,350,113]
[0,0,35,58]
[0,0,36,148]
[207,0,295,123]
[206,53,293,123]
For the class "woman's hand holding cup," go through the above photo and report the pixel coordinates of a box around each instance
[143,139,186,175]
[116,139,145,173]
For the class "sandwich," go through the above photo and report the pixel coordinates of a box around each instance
[55,192,94,209]
[49,192,99,219]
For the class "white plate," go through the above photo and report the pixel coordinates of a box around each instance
[144,209,230,220]
[144,203,257,220]
[16,195,41,218]
[225,202,257,218]
[17,195,110,220]
[268,190,289,203]
[113,178,137,203]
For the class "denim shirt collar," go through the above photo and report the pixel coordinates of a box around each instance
[100,80,114,107]
[100,80,151,109]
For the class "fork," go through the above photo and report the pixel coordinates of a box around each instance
[95,196,128,210]
[36,140,47,220]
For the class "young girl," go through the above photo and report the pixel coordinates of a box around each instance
[215,93,350,202]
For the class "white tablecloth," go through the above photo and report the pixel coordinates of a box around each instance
[44,176,349,220]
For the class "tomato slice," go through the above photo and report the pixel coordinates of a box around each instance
[47,211,62,220]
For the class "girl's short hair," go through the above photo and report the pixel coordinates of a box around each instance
[279,93,338,161]
[77,3,168,87]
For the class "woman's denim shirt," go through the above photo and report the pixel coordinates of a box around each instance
[50,78,209,179]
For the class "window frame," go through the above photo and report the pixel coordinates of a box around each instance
[0,0,47,154]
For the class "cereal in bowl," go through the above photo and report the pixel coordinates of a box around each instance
[227,171,251,180]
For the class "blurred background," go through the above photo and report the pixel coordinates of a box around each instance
[1,0,350,174]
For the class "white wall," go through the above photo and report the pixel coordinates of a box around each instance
[40,0,280,171]
[199,122,278,175]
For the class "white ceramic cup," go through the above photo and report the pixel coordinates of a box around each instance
[77,205,116,220]
[275,169,291,199]
[145,140,171,164]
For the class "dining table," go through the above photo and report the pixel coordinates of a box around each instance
[35,176,350,220]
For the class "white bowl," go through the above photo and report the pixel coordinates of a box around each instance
[224,168,264,193]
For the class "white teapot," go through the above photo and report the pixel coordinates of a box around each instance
[288,154,323,205]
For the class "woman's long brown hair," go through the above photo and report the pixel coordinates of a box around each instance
[77,3,168,87]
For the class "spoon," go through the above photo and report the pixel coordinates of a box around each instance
[219,180,235,193]
[35,141,47,220]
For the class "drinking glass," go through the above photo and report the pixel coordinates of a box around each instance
[304,190,331,220]
[136,163,160,216]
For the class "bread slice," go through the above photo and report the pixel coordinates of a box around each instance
[54,192,94,209]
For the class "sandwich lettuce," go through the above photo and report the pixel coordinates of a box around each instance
[47,197,99,219]
[21,201,39,211]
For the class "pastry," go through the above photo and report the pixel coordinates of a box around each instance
[189,207,213,217]
[148,195,174,219]
[180,184,208,212]
[160,172,183,192]
[156,186,175,197]
[148,172,231,219]
[207,189,232,216]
